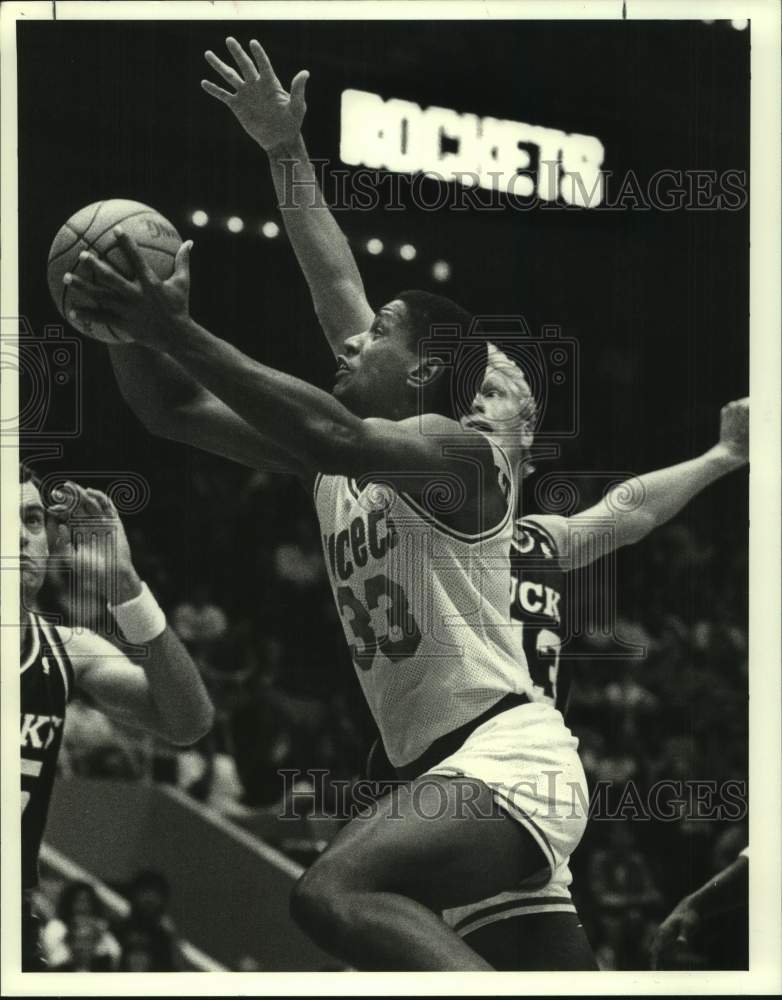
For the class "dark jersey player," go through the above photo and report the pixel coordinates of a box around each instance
[441,354,748,968]
[18,465,213,969]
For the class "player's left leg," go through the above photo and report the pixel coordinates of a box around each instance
[464,910,598,971]
[289,774,549,971]
[443,859,598,970]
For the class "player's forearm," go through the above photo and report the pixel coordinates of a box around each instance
[141,626,215,745]
[684,855,748,919]
[109,341,304,472]
[167,315,362,471]
[267,134,372,351]
[605,445,745,547]
[269,134,359,284]
[108,342,205,430]
[116,569,214,745]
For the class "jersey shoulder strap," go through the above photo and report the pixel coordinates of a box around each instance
[397,435,514,544]
[37,617,75,703]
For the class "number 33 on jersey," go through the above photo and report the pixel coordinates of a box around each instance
[313,441,535,769]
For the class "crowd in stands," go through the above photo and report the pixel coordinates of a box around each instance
[45,451,749,970]
[33,871,184,972]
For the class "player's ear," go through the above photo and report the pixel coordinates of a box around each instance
[406,356,446,391]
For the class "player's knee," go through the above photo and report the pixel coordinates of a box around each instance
[290,864,353,943]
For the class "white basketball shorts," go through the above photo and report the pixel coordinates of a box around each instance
[422,701,588,888]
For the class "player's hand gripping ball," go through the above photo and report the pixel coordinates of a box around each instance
[47,199,182,343]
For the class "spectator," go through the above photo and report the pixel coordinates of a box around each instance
[41,880,120,970]
[171,583,228,650]
[588,824,662,913]
[118,929,157,971]
[49,916,114,972]
[273,514,325,589]
[115,870,184,972]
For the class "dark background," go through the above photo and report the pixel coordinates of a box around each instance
[18,18,749,971]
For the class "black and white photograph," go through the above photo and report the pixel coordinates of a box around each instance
[1,0,780,993]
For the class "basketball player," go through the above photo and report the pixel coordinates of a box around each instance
[72,225,589,968]
[18,464,214,969]
[441,378,749,968]
[196,38,750,969]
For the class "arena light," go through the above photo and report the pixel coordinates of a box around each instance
[226,216,244,233]
[367,238,384,255]
[191,210,209,227]
[399,244,417,261]
[261,221,280,238]
[432,260,451,282]
[730,18,748,30]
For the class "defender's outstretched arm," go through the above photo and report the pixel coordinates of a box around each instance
[531,398,748,569]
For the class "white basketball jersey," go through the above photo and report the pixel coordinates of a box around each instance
[313,439,534,767]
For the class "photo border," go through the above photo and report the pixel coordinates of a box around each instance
[1,1,779,995]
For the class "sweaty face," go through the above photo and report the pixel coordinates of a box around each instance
[333,300,418,419]
[19,480,49,604]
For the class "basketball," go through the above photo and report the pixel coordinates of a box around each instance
[47,199,182,344]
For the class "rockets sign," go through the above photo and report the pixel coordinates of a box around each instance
[340,89,605,208]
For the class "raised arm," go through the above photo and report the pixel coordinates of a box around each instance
[201,37,374,353]
[532,398,749,570]
[49,483,214,746]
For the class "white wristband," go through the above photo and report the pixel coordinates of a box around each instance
[109,581,167,645]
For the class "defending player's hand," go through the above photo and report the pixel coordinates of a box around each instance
[201,37,309,152]
[715,396,749,468]
[48,482,142,605]
[65,231,192,349]
[648,901,700,969]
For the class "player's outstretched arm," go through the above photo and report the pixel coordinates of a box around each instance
[201,37,374,353]
[532,398,749,570]
[649,850,748,969]
[48,483,214,746]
